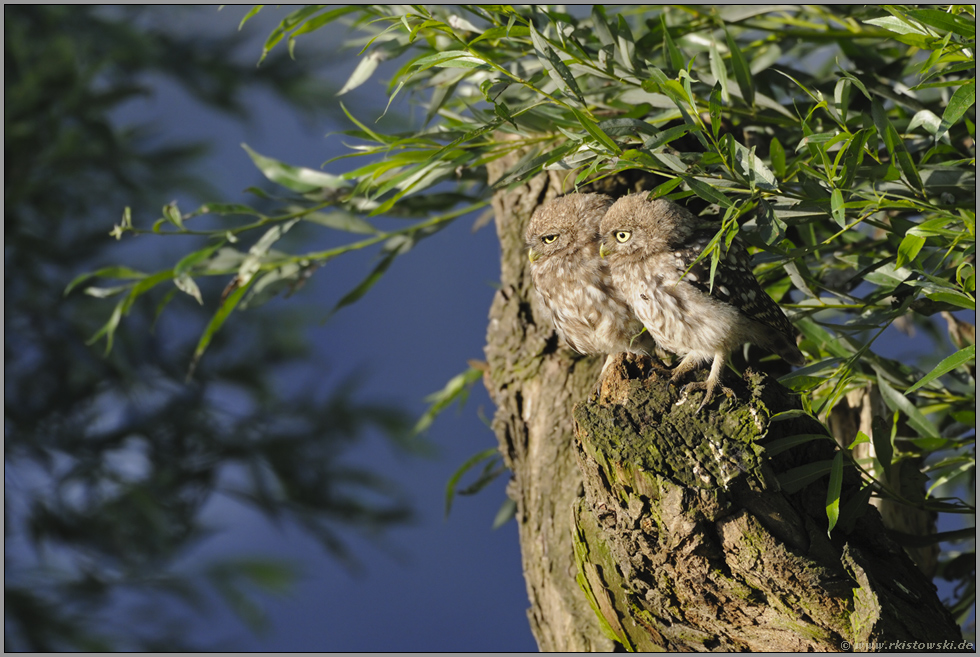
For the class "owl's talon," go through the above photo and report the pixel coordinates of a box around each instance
[679,380,736,413]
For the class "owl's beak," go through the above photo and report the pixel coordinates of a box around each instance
[599,242,608,258]
[528,248,540,263]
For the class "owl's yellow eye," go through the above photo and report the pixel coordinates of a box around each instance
[615,231,632,243]
[542,234,558,244]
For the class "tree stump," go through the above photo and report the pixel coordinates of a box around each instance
[571,354,962,651]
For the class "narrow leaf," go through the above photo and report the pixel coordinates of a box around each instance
[572,109,621,153]
[65,266,146,296]
[937,80,976,143]
[444,447,500,517]
[242,144,348,192]
[661,15,684,71]
[906,345,976,394]
[338,52,381,96]
[877,374,940,439]
[189,278,254,379]
[492,498,517,530]
[765,433,833,457]
[825,451,844,534]
[777,460,835,494]
[326,250,398,320]
[829,188,846,228]
[685,177,734,208]
[724,27,754,106]
[896,233,926,268]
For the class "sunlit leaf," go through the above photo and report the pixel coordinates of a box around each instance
[906,345,976,394]
[242,144,349,193]
[937,80,976,143]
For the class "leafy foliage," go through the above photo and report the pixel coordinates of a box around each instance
[82,4,975,630]
[5,6,419,650]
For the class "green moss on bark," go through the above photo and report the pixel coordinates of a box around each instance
[569,354,962,651]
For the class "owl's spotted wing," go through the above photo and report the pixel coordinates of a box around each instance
[671,230,798,340]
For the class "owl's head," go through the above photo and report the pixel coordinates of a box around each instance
[526,193,613,264]
[599,195,696,258]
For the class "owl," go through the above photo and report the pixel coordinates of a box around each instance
[599,194,804,411]
[526,193,655,379]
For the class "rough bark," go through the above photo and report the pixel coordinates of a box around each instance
[483,160,611,651]
[572,355,962,651]
[482,165,961,651]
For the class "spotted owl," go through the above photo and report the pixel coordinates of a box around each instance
[598,194,804,411]
[526,193,655,374]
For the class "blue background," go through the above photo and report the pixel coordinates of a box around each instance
[105,6,536,652]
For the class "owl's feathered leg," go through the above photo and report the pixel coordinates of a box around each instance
[590,353,617,400]
[671,352,736,413]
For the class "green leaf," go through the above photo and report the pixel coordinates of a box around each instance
[724,26,754,106]
[906,345,976,394]
[338,51,382,96]
[188,278,254,379]
[492,497,517,530]
[847,430,871,450]
[415,367,484,436]
[907,8,977,38]
[685,177,734,208]
[770,137,786,180]
[730,140,777,191]
[86,298,126,355]
[614,14,636,72]
[444,446,500,517]
[238,5,263,31]
[289,5,360,38]
[65,266,146,296]
[173,274,203,305]
[411,50,485,72]
[837,484,874,533]
[937,80,976,143]
[777,459,835,494]
[572,109,621,154]
[661,15,684,71]
[302,210,377,234]
[870,99,923,191]
[597,118,658,138]
[591,6,614,47]
[709,84,722,138]
[864,15,929,36]
[162,202,184,230]
[896,233,926,268]
[825,451,844,534]
[768,409,817,423]
[709,41,729,105]
[242,144,348,193]
[830,188,846,228]
[924,289,976,310]
[765,433,833,457]
[643,124,696,150]
[876,374,940,440]
[325,249,398,320]
[174,242,225,277]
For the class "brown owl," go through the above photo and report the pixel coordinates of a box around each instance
[599,194,804,411]
[526,193,655,377]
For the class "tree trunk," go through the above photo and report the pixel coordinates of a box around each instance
[482,166,962,651]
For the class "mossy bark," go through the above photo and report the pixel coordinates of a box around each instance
[571,355,962,651]
[482,164,960,651]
